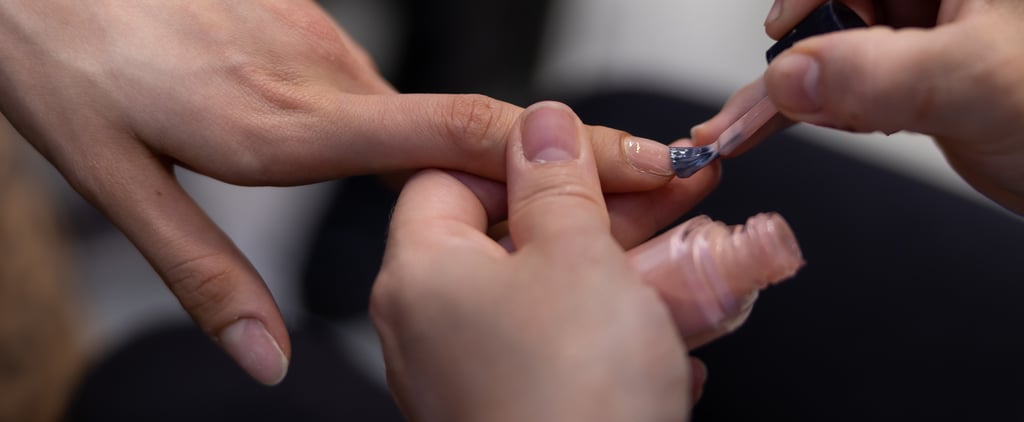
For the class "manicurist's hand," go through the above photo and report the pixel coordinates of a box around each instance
[371,102,704,422]
[701,0,1024,214]
[767,0,1024,214]
[0,1,709,384]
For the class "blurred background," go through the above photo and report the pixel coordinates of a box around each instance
[2,0,1022,421]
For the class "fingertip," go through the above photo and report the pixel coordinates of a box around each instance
[392,169,494,234]
[507,101,607,244]
[764,0,876,39]
[765,52,823,116]
[698,76,771,147]
[766,26,963,135]
[518,101,581,164]
[620,136,675,178]
[590,126,675,193]
[690,357,708,403]
[764,0,809,39]
[765,0,783,28]
[689,123,716,147]
[448,170,509,224]
[218,318,290,386]
[668,138,722,184]
[82,149,295,387]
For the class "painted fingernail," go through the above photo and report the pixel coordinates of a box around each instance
[521,104,579,163]
[765,0,784,25]
[621,137,673,177]
[768,53,822,114]
[219,318,289,386]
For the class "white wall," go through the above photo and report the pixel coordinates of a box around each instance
[537,0,995,209]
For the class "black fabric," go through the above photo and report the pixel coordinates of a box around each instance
[569,90,1024,422]
[302,176,398,320]
[391,0,550,103]
[66,321,404,422]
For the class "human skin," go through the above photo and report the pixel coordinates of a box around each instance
[0,1,717,384]
[372,102,701,422]
[698,0,1024,214]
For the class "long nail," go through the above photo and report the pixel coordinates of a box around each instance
[621,137,674,177]
[219,318,289,385]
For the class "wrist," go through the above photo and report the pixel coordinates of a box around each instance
[451,385,684,422]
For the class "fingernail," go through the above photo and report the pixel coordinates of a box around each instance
[689,124,705,143]
[621,137,673,177]
[219,318,289,385]
[669,138,696,148]
[521,104,579,163]
[768,53,822,114]
[498,235,516,253]
[691,359,708,402]
[765,0,783,25]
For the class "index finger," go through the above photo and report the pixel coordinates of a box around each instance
[185,93,676,194]
[338,95,678,193]
[690,77,793,158]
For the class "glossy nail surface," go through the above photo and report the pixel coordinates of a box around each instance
[621,137,674,177]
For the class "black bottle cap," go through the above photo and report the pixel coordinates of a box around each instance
[766,1,868,63]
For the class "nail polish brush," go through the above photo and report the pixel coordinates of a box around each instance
[670,0,868,178]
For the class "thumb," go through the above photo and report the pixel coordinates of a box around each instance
[764,22,1001,141]
[65,131,291,386]
[506,102,608,249]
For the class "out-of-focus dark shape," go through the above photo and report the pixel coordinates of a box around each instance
[0,117,84,422]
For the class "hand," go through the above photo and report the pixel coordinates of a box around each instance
[0,1,709,384]
[701,1,1024,214]
[371,102,703,422]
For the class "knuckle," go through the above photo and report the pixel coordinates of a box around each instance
[208,138,277,185]
[368,240,418,321]
[589,125,632,159]
[162,253,239,325]
[233,61,315,114]
[370,233,469,329]
[514,172,605,214]
[440,94,511,156]
[209,61,325,185]
[369,257,421,329]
